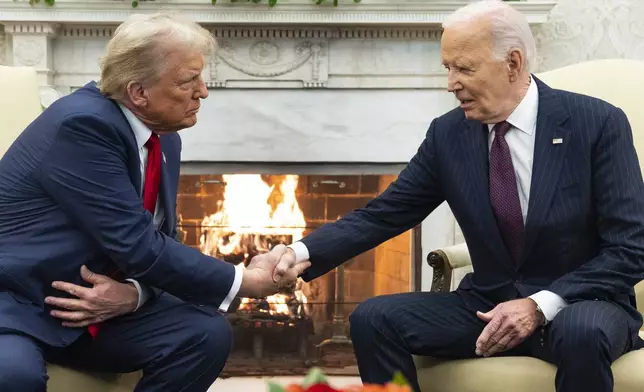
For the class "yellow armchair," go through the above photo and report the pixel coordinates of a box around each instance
[0,65,141,391]
[416,59,644,392]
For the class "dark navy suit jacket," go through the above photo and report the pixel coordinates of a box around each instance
[0,82,235,347]
[300,77,644,339]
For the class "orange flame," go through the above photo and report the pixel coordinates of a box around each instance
[199,174,308,317]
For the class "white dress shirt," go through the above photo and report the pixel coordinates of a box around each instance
[118,104,242,312]
[289,78,568,323]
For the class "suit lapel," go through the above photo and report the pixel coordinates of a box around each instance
[159,137,174,236]
[107,96,142,196]
[459,119,515,268]
[521,78,571,265]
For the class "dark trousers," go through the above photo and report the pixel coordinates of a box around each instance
[0,293,232,392]
[349,291,635,392]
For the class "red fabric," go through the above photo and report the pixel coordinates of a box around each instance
[142,133,161,216]
[88,133,161,339]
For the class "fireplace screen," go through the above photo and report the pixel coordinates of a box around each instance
[176,172,421,376]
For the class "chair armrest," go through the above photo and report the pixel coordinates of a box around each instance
[427,243,471,293]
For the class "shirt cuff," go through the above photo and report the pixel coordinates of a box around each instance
[529,290,568,322]
[125,279,150,311]
[218,263,244,313]
[287,241,310,263]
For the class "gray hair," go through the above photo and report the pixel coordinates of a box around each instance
[99,13,216,101]
[442,0,536,71]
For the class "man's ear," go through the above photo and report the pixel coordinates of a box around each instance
[507,49,524,82]
[125,81,148,108]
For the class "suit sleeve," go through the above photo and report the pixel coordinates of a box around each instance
[549,107,644,301]
[39,114,236,307]
[300,119,446,280]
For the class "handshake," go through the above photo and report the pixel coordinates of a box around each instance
[237,244,311,298]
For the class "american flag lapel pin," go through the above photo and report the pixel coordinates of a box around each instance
[552,138,563,145]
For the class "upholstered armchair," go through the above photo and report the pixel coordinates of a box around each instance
[415,59,644,392]
[0,65,141,391]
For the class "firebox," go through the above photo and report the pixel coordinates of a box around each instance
[175,165,422,376]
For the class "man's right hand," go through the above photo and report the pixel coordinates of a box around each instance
[238,244,310,298]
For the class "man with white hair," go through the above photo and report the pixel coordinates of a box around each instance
[0,13,307,391]
[264,1,644,391]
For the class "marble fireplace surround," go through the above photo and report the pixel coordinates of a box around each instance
[0,0,556,288]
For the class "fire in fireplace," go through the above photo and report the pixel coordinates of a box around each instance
[198,174,311,316]
[175,171,421,376]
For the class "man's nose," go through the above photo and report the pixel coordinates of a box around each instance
[196,76,209,99]
[446,70,461,93]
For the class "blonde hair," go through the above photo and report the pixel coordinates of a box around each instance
[99,13,216,101]
[443,0,536,71]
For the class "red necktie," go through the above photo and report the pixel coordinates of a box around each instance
[489,121,524,265]
[87,133,161,339]
[142,133,161,214]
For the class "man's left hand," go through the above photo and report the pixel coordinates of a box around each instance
[45,265,139,328]
[475,298,544,357]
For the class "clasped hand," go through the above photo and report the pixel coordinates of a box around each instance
[240,244,310,298]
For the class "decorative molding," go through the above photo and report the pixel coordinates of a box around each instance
[3,21,59,85]
[2,21,58,36]
[13,37,44,66]
[0,1,557,26]
[33,25,444,40]
[217,40,321,77]
[208,38,328,88]
[337,27,442,40]
[210,27,442,40]
[59,25,114,37]
[534,0,644,71]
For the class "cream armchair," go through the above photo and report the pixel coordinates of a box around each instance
[0,65,141,391]
[415,59,644,392]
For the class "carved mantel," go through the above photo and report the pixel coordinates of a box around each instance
[0,0,557,165]
[0,0,556,105]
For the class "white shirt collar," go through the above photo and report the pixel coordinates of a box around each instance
[118,103,152,150]
[488,76,539,135]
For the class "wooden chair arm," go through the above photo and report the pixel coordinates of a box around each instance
[427,243,471,293]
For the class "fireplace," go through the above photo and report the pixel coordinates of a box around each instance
[175,167,422,376]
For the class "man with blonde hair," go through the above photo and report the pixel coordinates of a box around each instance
[266,1,644,391]
[0,13,307,391]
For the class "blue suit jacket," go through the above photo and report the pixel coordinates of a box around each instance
[300,77,644,337]
[0,82,235,347]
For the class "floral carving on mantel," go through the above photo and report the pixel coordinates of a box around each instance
[534,0,644,71]
[249,41,280,65]
[218,40,320,77]
[210,39,328,88]
[13,38,44,66]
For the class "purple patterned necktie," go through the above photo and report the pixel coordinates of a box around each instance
[489,121,524,265]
